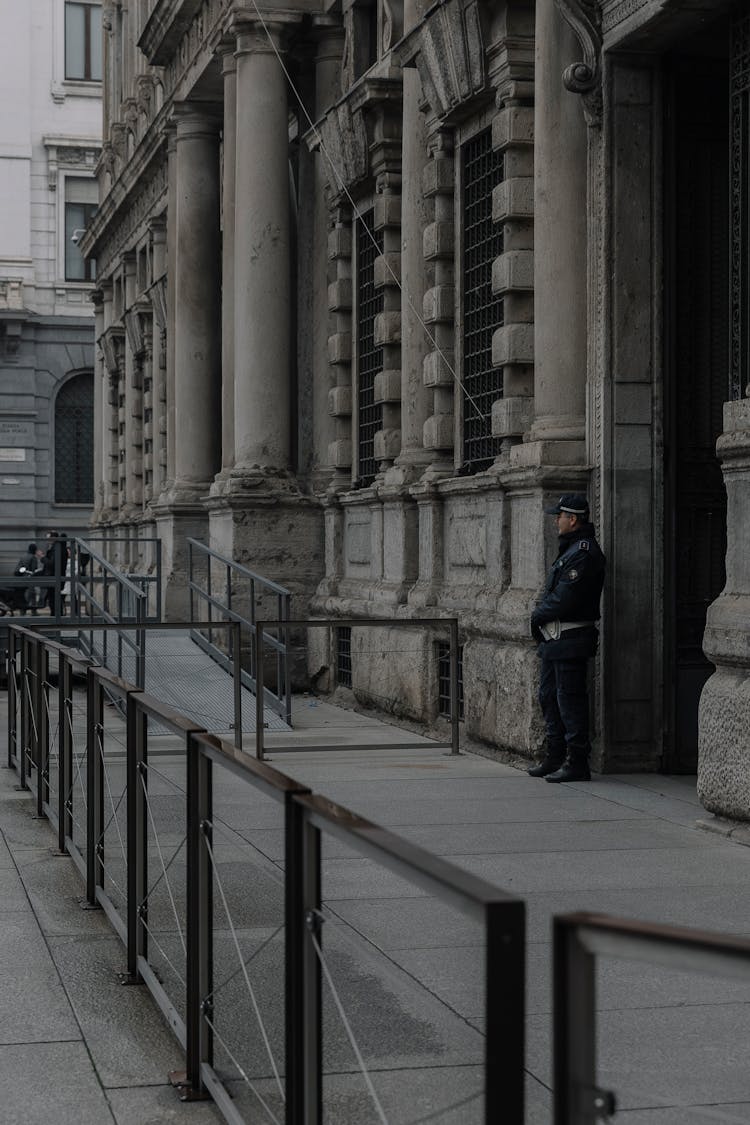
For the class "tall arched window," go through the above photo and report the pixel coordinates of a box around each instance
[55,371,94,504]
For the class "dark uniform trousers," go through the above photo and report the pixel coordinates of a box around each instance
[538,657,590,756]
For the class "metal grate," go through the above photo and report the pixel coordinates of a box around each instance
[55,372,94,504]
[337,626,352,688]
[731,10,750,400]
[462,129,504,472]
[437,642,464,720]
[357,211,384,486]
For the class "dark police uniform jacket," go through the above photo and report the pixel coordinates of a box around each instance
[531,523,605,660]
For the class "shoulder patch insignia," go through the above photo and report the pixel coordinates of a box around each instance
[578,540,590,551]
[567,568,579,581]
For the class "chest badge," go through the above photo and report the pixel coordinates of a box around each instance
[568,568,579,581]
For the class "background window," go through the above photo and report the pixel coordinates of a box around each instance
[65,1,103,81]
[461,129,504,473]
[65,178,97,281]
[55,373,94,504]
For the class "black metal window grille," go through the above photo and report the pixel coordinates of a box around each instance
[731,10,750,400]
[462,129,504,472]
[337,626,352,688]
[437,642,464,720]
[55,372,94,504]
[357,211,384,486]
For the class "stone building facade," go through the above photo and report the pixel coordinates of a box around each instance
[82,0,750,819]
[0,0,101,558]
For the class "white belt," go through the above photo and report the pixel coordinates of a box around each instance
[539,620,596,642]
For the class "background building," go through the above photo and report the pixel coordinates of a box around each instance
[81,0,750,821]
[0,0,101,561]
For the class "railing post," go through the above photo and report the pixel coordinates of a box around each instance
[58,654,73,854]
[449,618,460,755]
[7,630,17,769]
[36,644,50,818]
[86,668,104,907]
[126,692,148,981]
[19,635,31,790]
[553,918,597,1124]
[286,800,321,1125]
[136,597,146,690]
[232,622,242,751]
[184,731,213,1099]
[485,900,525,1123]
[255,621,265,761]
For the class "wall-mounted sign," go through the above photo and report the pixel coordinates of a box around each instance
[0,448,25,461]
[1,478,21,485]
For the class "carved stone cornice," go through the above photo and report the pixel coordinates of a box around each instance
[554,0,603,126]
[306,97,369,198]
[100,326,125,379]
[395,0,486,128]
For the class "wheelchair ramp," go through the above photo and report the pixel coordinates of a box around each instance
[95,629,290,735]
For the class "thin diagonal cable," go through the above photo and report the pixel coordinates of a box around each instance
[23,676,39,740]
[207,923,284,1006]
[309,929,390,1125]
[205,815,285,891]
[202,1012,283,1125]
[139,772,187,957]
[246,0,487,425]
[203,832,285,1104]
[141,760,186,796]
[98,728,128,867]
[138,915,186,987]
[95,854,127,903]
[66,704,88,811]
[141,832,186,908]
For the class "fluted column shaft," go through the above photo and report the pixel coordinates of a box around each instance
[173,111,222,492]
[219,47,236,481]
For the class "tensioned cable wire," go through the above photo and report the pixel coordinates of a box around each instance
[206,923,284,1008]
[66,706,88,811]
[309,927,390,1125]
[141,831,186,908]
[98,729,128,867]
[139,914,187,987]
[203,831,285,1105]
[139,772,188,957]
[246,0,490,425]
[201,1011,283,1125]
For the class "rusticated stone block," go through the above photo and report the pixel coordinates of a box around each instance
[374,252,401,288]
[492,395,534,438]
[423,349,455,387]
[423,413,454,450]
[327,278,352,311]
[327,331,352,364]
[327,438,352,468]
[493,178,534,223]
[493,249,534,294]
[374,310,401,346]
[328,226,352,260]
[374,427,401,460]
[328,385,352,417]
[423,285,454,323]
[423,220,455,260]
[374,194,401,229]
[422,156,454,197]
[373,369,401,403]
[493,106,534,151]
[492,323,534,366]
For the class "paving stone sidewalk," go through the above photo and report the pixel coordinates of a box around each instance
[2,689,750,1124]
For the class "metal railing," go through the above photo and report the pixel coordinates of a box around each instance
[7,621,526,1125]
[254,617,461,760]
[187,538,291,725]
[79,536,162,621]
[553,912,750,1123]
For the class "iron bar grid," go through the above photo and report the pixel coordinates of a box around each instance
[336,626,352,688]
[462,129,504,472]
[437,641,464,720]
[357,210,384,486]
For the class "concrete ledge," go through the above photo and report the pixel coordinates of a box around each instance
[696,816,750,847]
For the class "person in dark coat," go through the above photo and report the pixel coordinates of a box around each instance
[14,543,45,613]
[44,531,68,612]
[528,494,606,783]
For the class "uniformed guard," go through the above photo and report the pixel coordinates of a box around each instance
[528,494,605,783]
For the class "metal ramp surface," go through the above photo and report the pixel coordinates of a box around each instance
[95,629,290,735]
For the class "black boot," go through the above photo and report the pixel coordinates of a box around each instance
[528,745,566,778]
[545,747,591,783]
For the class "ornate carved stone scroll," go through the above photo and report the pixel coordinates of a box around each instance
[554,0,603,126]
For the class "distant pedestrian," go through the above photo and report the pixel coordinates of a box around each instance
[14,543,45,614]
[44,531,68,613]
[528,495,605,783]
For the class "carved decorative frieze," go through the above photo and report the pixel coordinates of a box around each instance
[100,327,125,378]
[601,0,647,35]
[398,0,485,126]
[554,0,603,126]
[315,100,369,196]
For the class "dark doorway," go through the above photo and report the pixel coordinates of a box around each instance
[664,42,729,771]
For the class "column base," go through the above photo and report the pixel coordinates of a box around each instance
[510,439,587,468]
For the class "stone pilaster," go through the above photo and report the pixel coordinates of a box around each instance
[327,210,354,488]
[91,288,105,525]
[372,178,402,474]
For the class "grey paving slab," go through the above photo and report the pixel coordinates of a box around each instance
[448,844,750,895]
[12,846,112,936]
[615,1105,750,1123]
[0,859,33,911]
[48,934,187,1087]
[328,897,486,951]
[0,913,81,1043]
[106,1085,223,1123]
[322,857,431,901]
[0,1041,115,1125]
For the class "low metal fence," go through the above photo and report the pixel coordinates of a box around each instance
[254,617,461,760]
[6,622,526,1125]
[553,912,750,1123]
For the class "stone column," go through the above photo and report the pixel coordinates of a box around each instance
[230,18,295,483]
[525,2,587,455]
[212,45,237,493]
[91,288,105,524]
[171,109,221,497]
[163,126,177,494]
